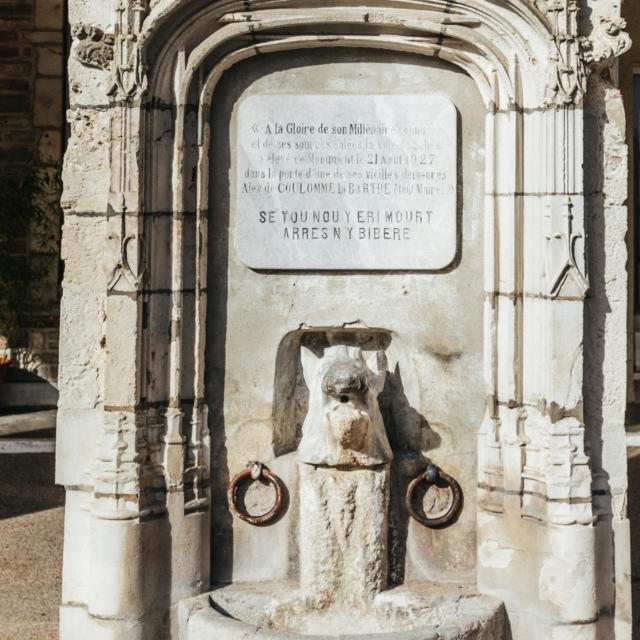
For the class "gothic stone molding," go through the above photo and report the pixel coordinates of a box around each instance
[531,0,631,104]
[71,0,148,101]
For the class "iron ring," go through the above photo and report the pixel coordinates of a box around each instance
[405,464,463,528]
[227,462,285,525]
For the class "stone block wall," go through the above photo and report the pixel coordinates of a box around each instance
[0,0,66,391]
[0,0,65,174]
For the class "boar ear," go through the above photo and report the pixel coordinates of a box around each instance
[366,350,388,392]
[300,346,321,387]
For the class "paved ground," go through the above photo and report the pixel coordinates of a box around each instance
[0,452,64,640]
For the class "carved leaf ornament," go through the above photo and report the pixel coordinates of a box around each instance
[72,0,148,102]
[71,25,115,70]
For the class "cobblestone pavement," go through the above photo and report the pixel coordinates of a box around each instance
[0,453,64,640]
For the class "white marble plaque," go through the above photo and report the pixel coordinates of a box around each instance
[235,94,457,270]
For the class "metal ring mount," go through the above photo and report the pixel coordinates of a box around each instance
[227,462,285,525]
[405,464,462,528]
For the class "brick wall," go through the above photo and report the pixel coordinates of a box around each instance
[0,0,65,174]
[0,0,65,395]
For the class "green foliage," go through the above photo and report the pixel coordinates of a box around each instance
[0,166,62,347]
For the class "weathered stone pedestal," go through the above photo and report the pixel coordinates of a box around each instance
[298,463,390,606]
[180,583,507,639]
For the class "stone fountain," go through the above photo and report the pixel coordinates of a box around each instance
[56,2,634,638]
[181,345,506,639]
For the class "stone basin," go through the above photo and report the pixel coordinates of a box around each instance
[181,581,507,639]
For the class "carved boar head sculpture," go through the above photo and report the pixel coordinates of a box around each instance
[297,345,393,467]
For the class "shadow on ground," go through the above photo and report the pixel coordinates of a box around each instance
[0,452,64,519]
[0,452,64,640]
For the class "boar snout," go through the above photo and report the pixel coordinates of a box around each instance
[321,363,368,399]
